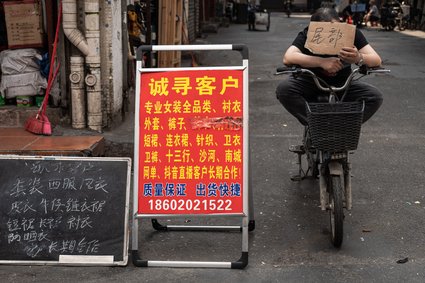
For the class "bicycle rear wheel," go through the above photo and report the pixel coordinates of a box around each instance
[329,175,344,247]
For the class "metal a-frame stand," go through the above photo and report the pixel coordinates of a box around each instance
[132,44,254,268]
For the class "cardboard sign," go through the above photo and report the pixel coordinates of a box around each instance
[305,22,356,55]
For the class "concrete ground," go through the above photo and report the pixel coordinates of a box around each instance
[1,12,425,282]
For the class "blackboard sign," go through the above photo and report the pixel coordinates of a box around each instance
[0,156,131,266]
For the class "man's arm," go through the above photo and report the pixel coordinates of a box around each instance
[339,44,382,67]
[283,45,344,74]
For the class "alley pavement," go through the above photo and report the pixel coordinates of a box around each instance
[2,13,425,283]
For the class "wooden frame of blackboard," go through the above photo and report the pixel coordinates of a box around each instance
[0,155,131,266]
[132,44,254,269]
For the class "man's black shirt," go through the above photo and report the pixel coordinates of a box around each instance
[291,27,368,87]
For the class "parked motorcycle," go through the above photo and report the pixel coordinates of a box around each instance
[380,1,409,31]
[380,4,398,30]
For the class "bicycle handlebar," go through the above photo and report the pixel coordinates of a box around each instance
[275,65,391,93]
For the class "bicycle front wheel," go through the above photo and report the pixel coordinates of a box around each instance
[329,175,344,247]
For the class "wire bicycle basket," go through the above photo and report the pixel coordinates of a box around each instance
[306,101,365,152]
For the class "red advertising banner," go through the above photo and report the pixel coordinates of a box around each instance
[137,69,244,214]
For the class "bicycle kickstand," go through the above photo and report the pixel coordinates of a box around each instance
[289,145,306,181]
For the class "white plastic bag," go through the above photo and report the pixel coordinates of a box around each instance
[0,48,42,75]
[0,71,47,98]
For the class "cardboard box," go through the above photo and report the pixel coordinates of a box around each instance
[3,0,44,49]
[305,22,355,55]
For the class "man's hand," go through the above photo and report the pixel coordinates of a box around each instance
[320,57,344,76]
[339,46,362,65]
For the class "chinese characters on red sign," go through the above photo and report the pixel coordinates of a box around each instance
[138,69,244,214]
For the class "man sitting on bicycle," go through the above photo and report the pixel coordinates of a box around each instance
[276,8,383,126]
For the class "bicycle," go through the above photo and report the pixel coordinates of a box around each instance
[275,65,390,247]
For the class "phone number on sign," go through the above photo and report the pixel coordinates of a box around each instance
[147,199,233,212]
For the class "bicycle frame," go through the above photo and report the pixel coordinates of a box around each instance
[277,65,390,247]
